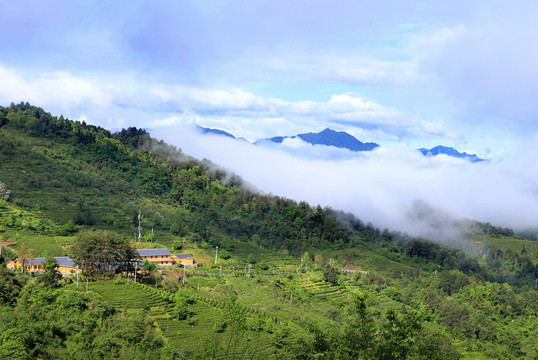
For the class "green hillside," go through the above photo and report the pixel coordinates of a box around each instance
[1,103,537,359]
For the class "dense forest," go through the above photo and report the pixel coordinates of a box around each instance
[0,103,537,359]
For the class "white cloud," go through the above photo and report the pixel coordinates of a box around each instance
[151,113,199,127]
[329,94,384,110]
[1,66,437,143]
[0,66,112,112]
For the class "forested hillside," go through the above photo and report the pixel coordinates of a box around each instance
[0,103,537,359]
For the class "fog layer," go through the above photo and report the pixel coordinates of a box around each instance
[153,126,538,238]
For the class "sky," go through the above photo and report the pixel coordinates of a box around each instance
[2,1,538,235]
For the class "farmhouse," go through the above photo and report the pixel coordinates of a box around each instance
[8,257,47,272]
[137,248,174,267]
[7,256,80,275]
[55,256,79,275]
[173,254,195,267]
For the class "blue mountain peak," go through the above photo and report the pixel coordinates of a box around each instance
[419,145,484,162]
[255,128,379,152]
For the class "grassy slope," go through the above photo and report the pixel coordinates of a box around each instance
[0,127,195,257]
[472,234,538,263]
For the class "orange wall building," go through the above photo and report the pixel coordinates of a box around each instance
[7,256,79,275]
[173,254,195,267]
[137,248,174,267]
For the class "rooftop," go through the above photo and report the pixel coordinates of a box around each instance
[55,256,76,267]
[17,256,77,267]
[137,248,172,256]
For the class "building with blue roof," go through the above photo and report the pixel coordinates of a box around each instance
[137,248,174,267]
[173,254,195,267]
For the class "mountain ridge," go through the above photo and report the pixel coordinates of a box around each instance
[196,126,484,161]
[254,128,380,152]
[419,145,484,162]
[196,125,236,139]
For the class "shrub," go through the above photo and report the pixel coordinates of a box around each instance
[323,265,340,286]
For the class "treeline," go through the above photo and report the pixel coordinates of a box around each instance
[0,103,355,254]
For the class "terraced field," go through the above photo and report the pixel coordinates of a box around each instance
[88,281,171,309]
[76,280,275,357]
[301,278,349,301]
[229,242,298,270]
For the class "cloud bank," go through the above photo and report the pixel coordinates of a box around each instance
[0,65,436,145]
[153,126,538,240]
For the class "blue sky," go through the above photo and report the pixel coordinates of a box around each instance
[2,1,538,233]
[2,0,538,157]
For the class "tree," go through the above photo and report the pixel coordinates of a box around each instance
[70,230,137,280]
[375,309,425,360]
[143,260,157,272]
[336,292,376,358]
[246,254,256,264]
[0,264,23,305]
[173,239,183,250]
[0,329,27,360]
[250,234,260,246]
[173,287,193,320]
[439,270,470,295]
[142,231,155,242]
[323,265,339,285]
[17,244,32,273]
[302,251,311,266]
[38,257,62,287]
[73,199,95,225]
[57,220,77,236]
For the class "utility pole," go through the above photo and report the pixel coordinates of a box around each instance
[76,265,79,289]
[301,257,303,268]
[138,210,143,241]
[134,262,138,283]
[215,246,219,265]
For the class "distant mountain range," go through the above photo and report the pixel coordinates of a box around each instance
[196,125,236,139]
[196,126,484,161]
[419,145,484,162]
[254,128,380,152]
